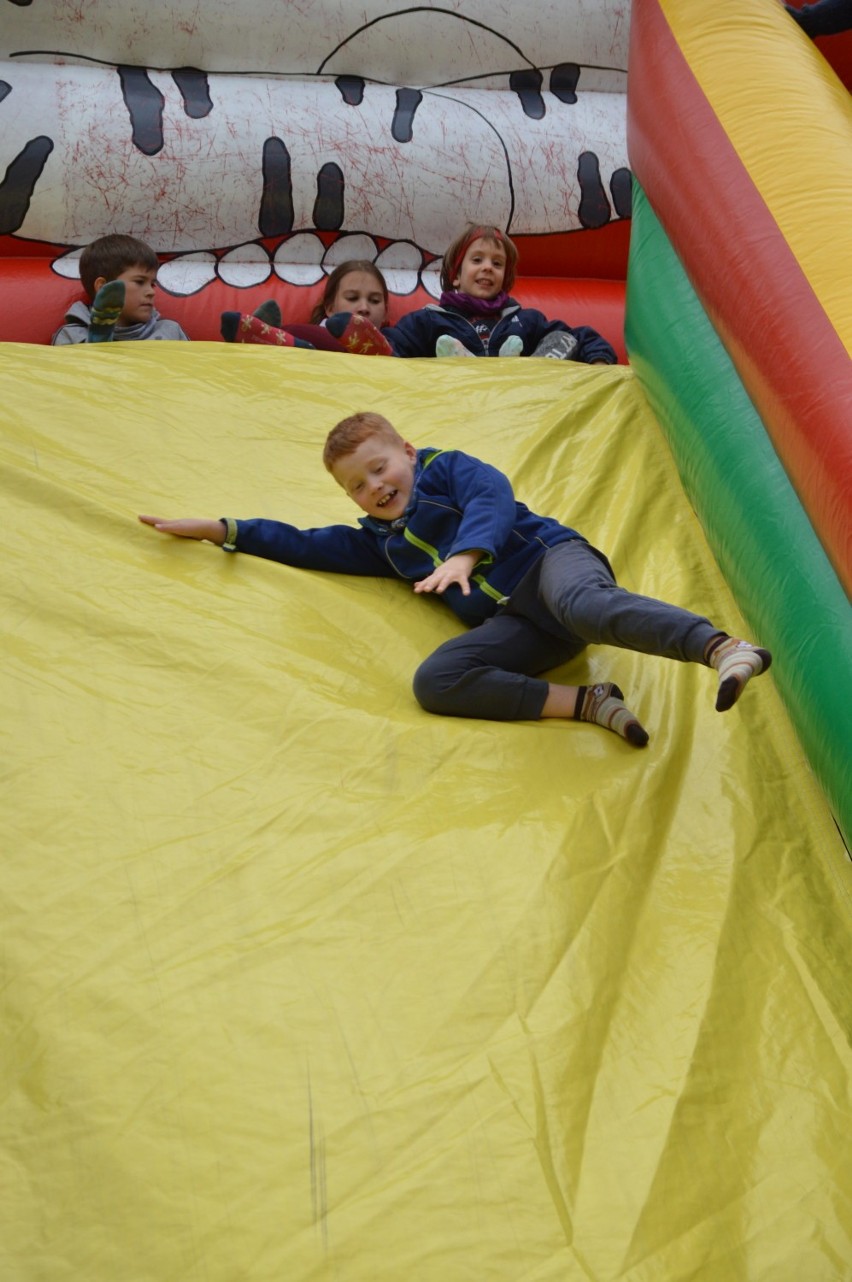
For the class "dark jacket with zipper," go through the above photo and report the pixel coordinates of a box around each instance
[225,448,585,627]
[381,300,616,364]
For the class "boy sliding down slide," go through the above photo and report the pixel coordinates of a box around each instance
[139,413,771,746]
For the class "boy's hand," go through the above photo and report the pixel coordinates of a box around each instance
[138,515,225,544]
[414,551,481,597]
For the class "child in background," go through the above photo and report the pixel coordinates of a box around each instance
[326,224,617,363]
[220,261,391,354]
[784,0,852,37]
[310,260,388,329]
[52,235,189,345]
[139,412,771,747]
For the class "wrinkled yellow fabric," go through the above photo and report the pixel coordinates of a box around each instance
[2,343,849,1282]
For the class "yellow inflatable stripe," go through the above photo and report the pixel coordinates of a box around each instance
[659,0,852,353]
[4,341,848,1278]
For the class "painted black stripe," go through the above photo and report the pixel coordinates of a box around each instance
[610,168,633,219]
[550,63,579,104]
[259,137,294,236]
[171,67,212,119]
[336,76,364,106]
[577,151,611,228]
[118,65,165,155]
[313,162,344,230]
[0,136,53,234]
[392,88,422,142]
[509,69,544,119]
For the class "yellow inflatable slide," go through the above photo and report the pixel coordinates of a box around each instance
[1,2,849,1280]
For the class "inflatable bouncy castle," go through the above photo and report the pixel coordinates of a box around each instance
[0,1,632,346]
[1,2,850,1279]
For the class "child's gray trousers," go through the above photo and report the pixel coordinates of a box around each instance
[412,540,720,721]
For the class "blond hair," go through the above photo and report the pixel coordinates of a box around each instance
[323,412,404,472]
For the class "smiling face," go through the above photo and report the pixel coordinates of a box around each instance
[452,236,506,300]
[326,269,388,326]
[95,263,158,326]
[331,433,417,521]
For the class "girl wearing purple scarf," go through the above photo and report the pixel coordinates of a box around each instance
[325,223,617,365]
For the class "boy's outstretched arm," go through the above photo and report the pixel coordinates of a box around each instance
[139,515,225,543]
[139,513,395,578]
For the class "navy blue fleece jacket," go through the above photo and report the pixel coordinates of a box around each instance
[225,448,585,627]
[381,300,617,363]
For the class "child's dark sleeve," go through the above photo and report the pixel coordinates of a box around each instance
[381,308,437,358]
[566,324,617,364]
[51,322,88,346]
[225,518,396,577]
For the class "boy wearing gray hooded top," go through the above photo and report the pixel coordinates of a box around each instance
[52,234,189,345]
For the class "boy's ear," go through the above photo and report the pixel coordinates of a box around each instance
[92,275,108,294]
[404,441,417,461]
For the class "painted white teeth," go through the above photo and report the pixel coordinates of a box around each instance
[50,232,431,298]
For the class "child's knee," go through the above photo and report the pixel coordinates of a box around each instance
[413,656,444,713]
[413,653,463,714]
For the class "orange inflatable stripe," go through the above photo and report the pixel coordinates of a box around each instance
[628,0,852,596]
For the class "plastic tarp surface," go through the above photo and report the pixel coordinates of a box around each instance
[2,343,850,1281]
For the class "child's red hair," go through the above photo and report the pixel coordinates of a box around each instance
[323,412,404,472]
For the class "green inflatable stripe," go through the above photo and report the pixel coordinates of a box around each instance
[625,182,851,848]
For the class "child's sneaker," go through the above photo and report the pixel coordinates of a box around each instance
[532,331,578,360]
